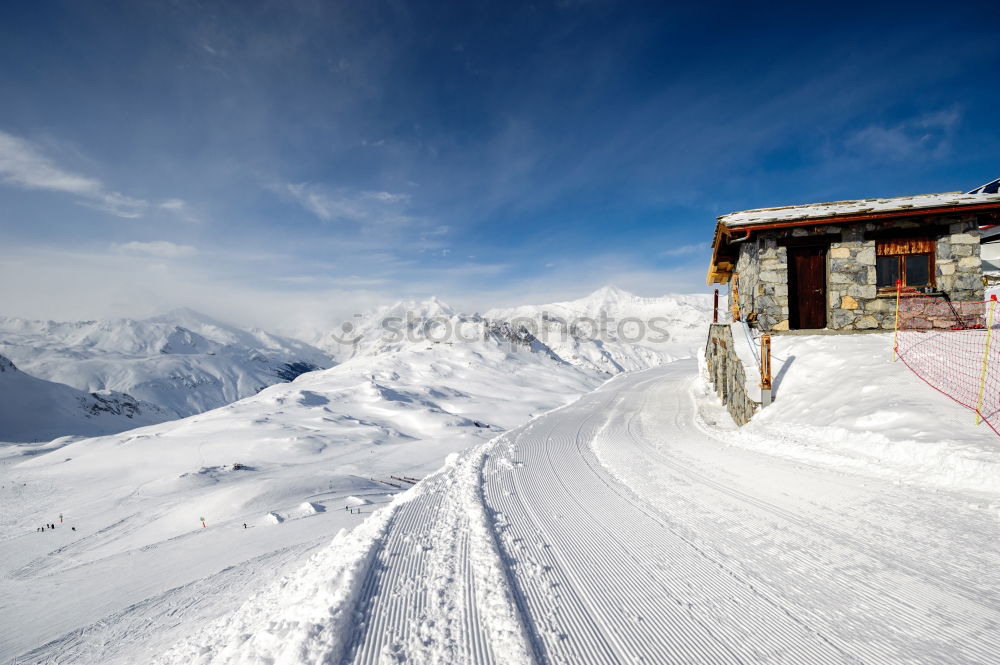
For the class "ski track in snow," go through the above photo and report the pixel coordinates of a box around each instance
[157,359,1000,665]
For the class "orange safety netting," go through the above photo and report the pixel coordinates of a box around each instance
[894,288,1000,434]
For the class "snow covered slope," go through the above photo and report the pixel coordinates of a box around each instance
[155,362,1000,665]
[697,332,1000,495]
[0,308,333,418]
[0,319,614,663]
[6,291,1000,664]
[0,354,169,442]
[0,289,712,662]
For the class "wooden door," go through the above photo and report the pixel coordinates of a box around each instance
[788,245,827,329]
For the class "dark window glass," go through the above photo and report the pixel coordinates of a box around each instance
[905,254,930,287]
[876,255,899,288]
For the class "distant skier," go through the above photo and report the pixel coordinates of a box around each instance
[243,523,247,529]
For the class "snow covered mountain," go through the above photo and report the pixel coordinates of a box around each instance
[315,287,712,371]
[0,308,333,419]
[0,354,169,442]
[485,285,711,372]
[309,296,461,362]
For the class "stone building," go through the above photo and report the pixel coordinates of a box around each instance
[706,190,1000,332]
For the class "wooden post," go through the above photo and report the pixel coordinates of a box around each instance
[731,274,740,322]
[760,334,772,390]
[760,334,772,407]
[713,289,719,323]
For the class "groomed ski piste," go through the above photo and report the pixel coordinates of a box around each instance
[157,358,1000,665]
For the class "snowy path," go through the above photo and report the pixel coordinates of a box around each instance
[167,360,1000,664]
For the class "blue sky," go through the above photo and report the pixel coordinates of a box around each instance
[1,0,998,331]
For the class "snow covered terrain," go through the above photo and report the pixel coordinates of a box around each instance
[0,308,333,420]
[717,331,1000,495]
[154,361,1000,665]
[3,288,998,665]
[0,354,169,442]
[0,288,709,663]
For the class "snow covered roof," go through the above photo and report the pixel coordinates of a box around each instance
[718,191,1000,228]
[707,189,1000,285]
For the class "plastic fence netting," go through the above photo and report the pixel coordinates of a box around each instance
[895,292,1000,434]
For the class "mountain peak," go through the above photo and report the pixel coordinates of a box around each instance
[583,285,639,306]
[150,307,232,329]
[591,285,631,298]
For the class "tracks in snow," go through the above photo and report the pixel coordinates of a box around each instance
[166,360,1000,664]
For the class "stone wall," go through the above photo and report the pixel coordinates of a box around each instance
[733,235,789,331]
[936,218,984,302]
[704,324,758,426]
[730,214,984,332]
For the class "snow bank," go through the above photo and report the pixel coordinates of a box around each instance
[695,333,1000,496]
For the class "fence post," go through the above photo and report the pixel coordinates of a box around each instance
[713,289,719,324]
[892,279,901,362]
[731,274,740,322]
[976,294,998,425]
[760,334,772,407]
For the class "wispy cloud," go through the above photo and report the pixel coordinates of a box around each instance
[0,129,186,220]
[114,240,198,258]
[77,192,150,219]
[841,108,960,163]
[285,183,414,227]
[661,242,709,257]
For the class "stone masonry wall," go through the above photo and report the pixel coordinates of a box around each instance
[827,216,982,330]
[731,214,984,332]
[733,235,789,330]
[704,324,758,426]
[936,217,984,302]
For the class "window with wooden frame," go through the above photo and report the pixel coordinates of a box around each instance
[875,237,935,290]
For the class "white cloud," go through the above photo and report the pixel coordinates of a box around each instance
[78,192,150,219]
[0,129,188,220]
[842,108,960,163]
[661,242,709,257]
[285,183,414,227]
[159,199,187,211]
[363,190,409,203]
[0,242,708,339]
[0,131,102,194]
[114,240,198,258]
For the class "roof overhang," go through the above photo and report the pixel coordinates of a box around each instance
[706,201,1000,286]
